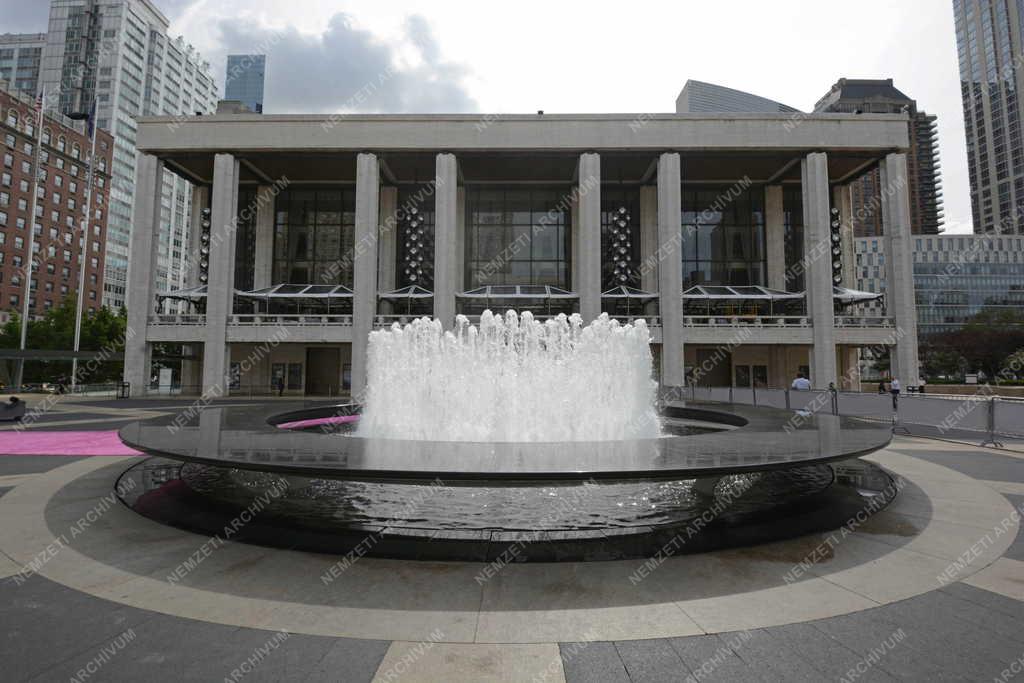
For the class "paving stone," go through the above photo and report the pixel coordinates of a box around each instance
[669,633,756,682]
[765,622,899,682]
[940,582,1024,621]
[811,606,978,682]
[0,455,83,475]
[305,636,390,683]
[729,628,823,682]
[1002,494,1024,561]
[905,449,1024,483]
[560,641,630,683]
[613,638,690,682]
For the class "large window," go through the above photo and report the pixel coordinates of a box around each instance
[783,187,804,291]
[465,187,571,289]
[273,188,355,286]
[680,185,766,289]
[234,187,257,290]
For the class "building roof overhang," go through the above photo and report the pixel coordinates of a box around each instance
[136,112,910,187]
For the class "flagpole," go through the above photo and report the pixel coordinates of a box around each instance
[71,102,97,393]
[13,86,46,391]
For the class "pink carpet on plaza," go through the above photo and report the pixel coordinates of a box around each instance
[0,431,142,456]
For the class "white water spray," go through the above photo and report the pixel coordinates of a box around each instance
[356,311,661,442]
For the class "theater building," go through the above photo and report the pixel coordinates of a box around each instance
[124,109,919,396]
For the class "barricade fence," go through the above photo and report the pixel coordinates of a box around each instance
[668,385,1024,448]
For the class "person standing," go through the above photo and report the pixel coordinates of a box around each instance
[791,372,811,391]
[890,377,901,410]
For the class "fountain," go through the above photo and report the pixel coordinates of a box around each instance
[117,310,900,561]
[358,311,660,443]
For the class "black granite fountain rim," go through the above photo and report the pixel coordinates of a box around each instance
[117,401,893,483]
[114,457,899,562]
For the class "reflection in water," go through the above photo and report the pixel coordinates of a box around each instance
[177,463,837,530]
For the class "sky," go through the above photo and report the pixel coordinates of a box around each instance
[2,0,970,232]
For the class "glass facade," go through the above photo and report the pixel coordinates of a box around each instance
[225,54,266,114]
[680,185,766,289]
[783,186,805,292]
[272,188,356,286]
[464,187,571,289]
[855,234,1024,333]
[233,187,257,290]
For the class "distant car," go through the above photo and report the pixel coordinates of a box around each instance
[39,383,58,393]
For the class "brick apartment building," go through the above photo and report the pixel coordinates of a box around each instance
[0,81,112,322]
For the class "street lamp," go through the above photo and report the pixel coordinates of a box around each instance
[65,107,97,393]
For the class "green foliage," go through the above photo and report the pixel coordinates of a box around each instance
[0,296,127,384]
[922,307,1024,381]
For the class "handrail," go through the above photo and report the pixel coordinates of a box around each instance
[229,314,353,326]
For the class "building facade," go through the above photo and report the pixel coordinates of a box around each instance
[675,80,799,114]
[953,0,1024,234]
[0,34,46,95]
[0,81,113,322]
[123,111,921,396]
[225,54,265,114]
[814,79,944,236]
[856,232,1024,334]
[33,0,218,310]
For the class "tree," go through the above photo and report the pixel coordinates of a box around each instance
[935,308,1024,379]
[0,297,128,384]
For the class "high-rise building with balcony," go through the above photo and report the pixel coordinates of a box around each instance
[32,0,218,309]
[0,34,46,96]
[952,0,1024,234]
[814,79,944,236]
[225,54,265,114]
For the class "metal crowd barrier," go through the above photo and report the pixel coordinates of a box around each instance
[675,385,1024,449]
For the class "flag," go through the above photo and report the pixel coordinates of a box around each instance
[35,90,42,113]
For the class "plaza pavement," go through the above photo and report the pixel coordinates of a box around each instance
[0,397,1021,682]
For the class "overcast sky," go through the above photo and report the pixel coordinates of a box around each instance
[2,0,969,232]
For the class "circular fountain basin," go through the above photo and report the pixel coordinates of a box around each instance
[118,401,890,482]
[115,402,897,561]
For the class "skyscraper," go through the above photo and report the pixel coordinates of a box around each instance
[953,0,1024,234]
[0,34,46,95]
[225,54,265,113]
[814,79,944,236]
[34,0,218,309]
[675,80,799,114]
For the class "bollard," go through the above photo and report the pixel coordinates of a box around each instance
[785,389,791,410]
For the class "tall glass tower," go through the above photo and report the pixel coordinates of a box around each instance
[37,0,219,309]
[224,54,265,114]
[953,0,1024,234]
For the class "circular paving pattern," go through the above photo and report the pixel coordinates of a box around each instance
[0,449,1017,644]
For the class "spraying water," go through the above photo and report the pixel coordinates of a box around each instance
[356,311,661,442]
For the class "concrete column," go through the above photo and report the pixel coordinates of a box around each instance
[201,153,240,394]
[657,153,684,387]
[570,194,580,293]
[351,153,380,398]
[639,185,658,292]
[455,186,466,296]
[123,153,164,395]
[434,153,458,327]
[377,186,399,293]
[880,153,921,387]
[801,152,837,389]
[765,185,786,290]
[187,185,209,289]
[253,184,275,289]
[578,153,602,322]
